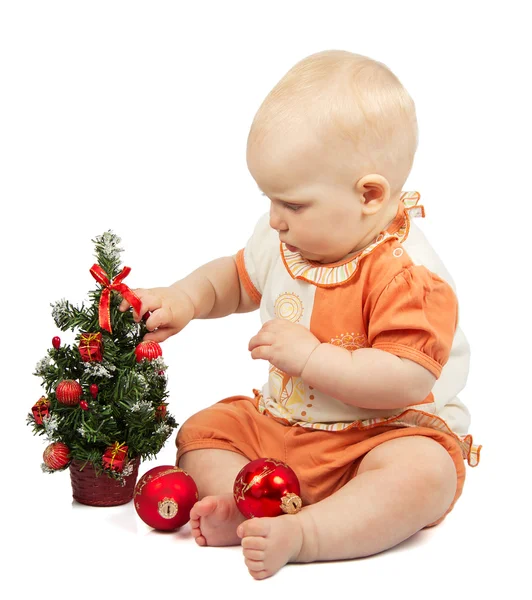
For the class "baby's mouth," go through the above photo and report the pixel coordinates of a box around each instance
[284,243,298,252]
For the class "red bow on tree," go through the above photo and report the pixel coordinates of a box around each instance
[89,264,142,334]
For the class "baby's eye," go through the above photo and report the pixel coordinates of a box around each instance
[284,203,302,212]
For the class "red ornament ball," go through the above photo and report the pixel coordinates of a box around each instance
[134,466,198,531]
[135,340,163,362]
[233,458,302,518]
[43,442,71,470]
[55,380,83,406]
[79,400,89,411]
[52,336,61,349]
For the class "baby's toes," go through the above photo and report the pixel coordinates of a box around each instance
[189,516,200,533]
[238,517,272,539]
[244,557,267,577]
[242,534,266,552]
[189,516,199,529]
[246,562,269,580]
[242,548,265,561]
[189,519,205,544]
[241,532,268,575]
[192,529,207,546]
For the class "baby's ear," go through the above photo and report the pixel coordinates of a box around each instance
[356,175,390,215]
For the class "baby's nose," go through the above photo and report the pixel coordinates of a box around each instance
[269,206,288,232]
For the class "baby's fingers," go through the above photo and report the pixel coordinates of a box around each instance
[126,290,162,322]
[142,308,181,343]
[248,332,274,352]
[250,345,272,361]
[119,288,146,315]
[143,306,176,333]
[143,327,178,343]
[119,297,133,312]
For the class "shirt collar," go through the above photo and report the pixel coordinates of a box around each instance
[280,191,424,287]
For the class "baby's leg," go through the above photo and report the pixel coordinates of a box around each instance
[238,436,459,579]
[180,448,249,547]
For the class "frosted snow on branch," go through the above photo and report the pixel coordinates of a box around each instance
[151,357,168,372]
[130,399,153,412]
[42,414,60,441]
[154,422,173,437]
[95,231,123,262]
[122,462,134,477]
[133,372,149,392]
[35,356,52,376]
[83,361,116,379]
[51,299,70,328]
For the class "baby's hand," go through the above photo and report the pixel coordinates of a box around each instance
[119,286,195,342]
[248,319,320,377]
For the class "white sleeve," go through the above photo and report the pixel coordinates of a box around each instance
[236,213,279,301]
[403,221,471,434]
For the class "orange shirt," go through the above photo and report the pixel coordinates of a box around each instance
[237,194,459,433]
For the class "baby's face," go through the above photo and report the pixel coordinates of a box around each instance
[247,129,371,264]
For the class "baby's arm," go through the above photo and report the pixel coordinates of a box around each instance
[302,346,435,409]
[166,256,257,319]
[301,264,456,410]
[120,256,257,342]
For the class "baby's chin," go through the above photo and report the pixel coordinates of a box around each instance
[302,250,344,264]
[293,243,352,264]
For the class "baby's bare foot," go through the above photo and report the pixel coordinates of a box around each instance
[189,494,246,547]
[237,514,305,580]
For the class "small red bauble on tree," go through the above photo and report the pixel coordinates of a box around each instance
[78,332,103,362]
[89,384,99,398]
[135,340,162,362]
[80,400,89,411]
[43,442,71,470]
[55,379,83,406]
[134,466,198,531]
[32,396,50,425]
[233,458,302,518]
[52,336,61,349]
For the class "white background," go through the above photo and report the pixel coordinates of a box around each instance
[1,1,530,597]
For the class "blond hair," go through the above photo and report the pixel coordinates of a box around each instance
[248,50,418,196]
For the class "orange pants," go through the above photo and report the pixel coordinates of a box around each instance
[176,394,466,527]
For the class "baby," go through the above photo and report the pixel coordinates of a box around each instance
[121,50,480,579]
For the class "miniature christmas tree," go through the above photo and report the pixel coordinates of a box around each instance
[28,231,177,489]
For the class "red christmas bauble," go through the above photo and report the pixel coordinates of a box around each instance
[55,380,83,406]
[52,336,61,349]
[43,442,71,470]
[134,466,198,531]
[135,340,163,362]
[80,400,89,411]
[233,458,302,518]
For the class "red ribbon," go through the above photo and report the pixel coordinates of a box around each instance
[89,264,142,333]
